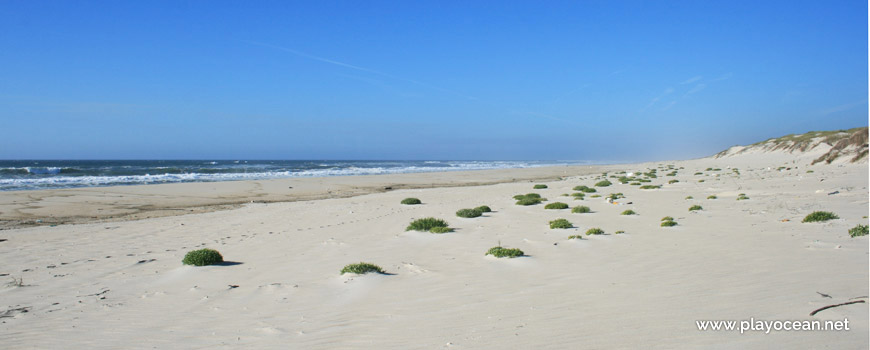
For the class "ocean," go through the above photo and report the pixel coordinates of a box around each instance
[0,160,588,191]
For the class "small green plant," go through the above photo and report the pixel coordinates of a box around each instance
[456,208,483,218]
[689,205,703,211]
[429,226,453,234]
[590,194,601,198]
[707,195,717,199]
[513,193,541,200]
[341,262,385,275]
[486,246,524,258]
[698,180,705,183]
[182,248,224,266]
[661,216,674,221]
[574,185,597,193]
[516,197,542,206]
[607,193,625,200]
[533,184,548,189]
[594,180,612,187]
[406,217,449,231]
[614,230,625,234]
[685,196,694,200]
[848,224,868,237]
[661,220,678,227]
[639,185,661,190]
[802,211,839,223]
[705,167,713,171]
[475,205,492,213]
[806,170,814,173]
[567,235,583,240]
[549,218,573,229]
[736,193,749,200]
[630,182,641,186]
[400,198,422,205]
[668,179,679,184]
[544,202,569,210]
[572,206,591,213]
[585,227,604,235]
[694,172,703,175]
[621,209,636,215]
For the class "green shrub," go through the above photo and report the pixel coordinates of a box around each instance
[533,184,548,189]
[806,170,814,173]
[694,172,703,175]
[590,194,601,198]
[594,180,612,187]
[707,195,717,199]
[429,226,453,234]
[630,182,641,186]
[516,197,542,206]
[182,248,224,266]
[400,198,422,205]
[513,193,542,200]
[406,217,449,231]
[685,196,694,200]
[567,235,583,240]
[545,202,569,210]
[607,193,625,200]
[475,205,492,213]
[585,227,604,235]
[802,211,839,223]
[614,230,625,234]
[668,180,679,184]
[549,218,573,229]
[486,246,524,258]
[621,209,636,215]
[689,205,703,211]
[639,185,661,190]
[705,167,713,171]
[661,220,678,227]
[341,262,385,275]
[737,193,749,200]
[572,206,591,213]
[849,224,868,237]
[574,186,597,193]
[698,180,705,183]
[661,216,674,221]
[456,208,483,218]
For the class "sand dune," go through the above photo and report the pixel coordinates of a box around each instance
[1,156,867,349]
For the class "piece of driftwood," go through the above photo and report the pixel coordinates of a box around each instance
[809,300,865,316]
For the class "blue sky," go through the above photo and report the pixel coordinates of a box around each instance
[0,1,866,161]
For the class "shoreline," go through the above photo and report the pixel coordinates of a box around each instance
[0,163,625,230]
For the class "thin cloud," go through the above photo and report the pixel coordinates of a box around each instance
[710,73,732,82]
[246,40,478,100]
[818,99,867,116]
[684,83,707,96]
[645,87,674,109]
[680,76,703,85]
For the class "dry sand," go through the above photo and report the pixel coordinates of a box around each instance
[1,156,867,349]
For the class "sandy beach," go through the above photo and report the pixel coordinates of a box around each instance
[1,152,867,349]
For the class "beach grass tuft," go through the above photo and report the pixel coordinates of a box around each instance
[549,218,573,229]
[572,206,591,213]
[661,220,678,227]
[533,184,548,189]
[182,248,224,266]
[849,224,868,237]
[661,216,674,221]
[639,185,661,190]
[544,202,569,210]
[400,198,422,205]
[406,217,449,231]
[737,193,749,200]
[475,205,492,213]
[689,205,703,211]
[594,180,612,187]
[567,235,583,240]
[429,226,453,234]
[707,195,717,199]
[486,246,524,258]
[802,211,839,223]
[585,227,604,235]
[456,208,483,218]
[341,262,385,275]
[621,209,636,215]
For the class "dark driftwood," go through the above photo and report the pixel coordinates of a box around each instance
[809,300,865,316]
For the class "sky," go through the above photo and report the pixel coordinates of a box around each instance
[0,0,867,161]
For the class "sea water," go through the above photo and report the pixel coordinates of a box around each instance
[0,160,589,191]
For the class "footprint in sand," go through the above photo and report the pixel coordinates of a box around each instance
[400,262,429,274]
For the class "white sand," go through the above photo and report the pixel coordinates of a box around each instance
[1,156,867,349]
